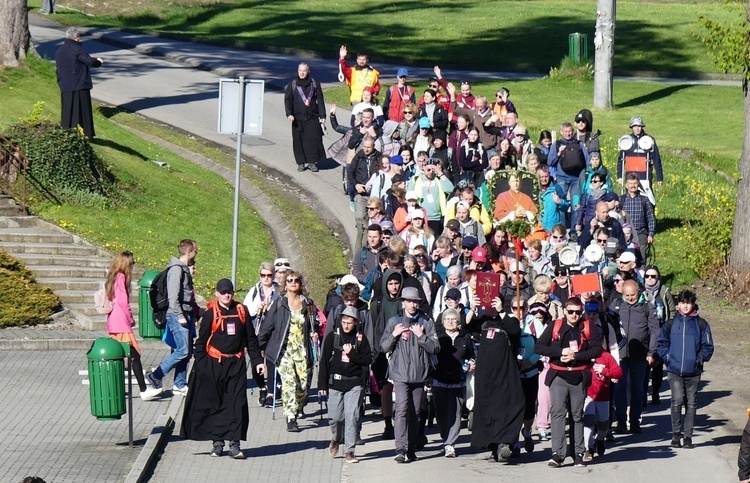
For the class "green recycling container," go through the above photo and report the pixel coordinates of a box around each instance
[568,32,589,62]
[138,270,163,339]
[87,338,127,421]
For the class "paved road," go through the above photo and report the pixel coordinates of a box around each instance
[25,18,742,482]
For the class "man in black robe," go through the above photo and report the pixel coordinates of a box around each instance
[55,27,103,140]
[470,295,525,462]
[180,279,264,459]
[284,63,326,172]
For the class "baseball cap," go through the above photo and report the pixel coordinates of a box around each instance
[339,274,365,291]
[461,235,478,250]
[585,301,600,313]
[507,260,526,274]
[471,247,488,262]
[408,208,424,219]
[215,278,234,293]
[445,288,462,301]
[405,191,418,201]
[514,126,527,137]
[390,155,404,165]
[418,117,431,129]
[617,251,636,263]
[397,68,409,78]
[445,219,460,231]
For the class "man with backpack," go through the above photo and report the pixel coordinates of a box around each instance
[621,173,657,261]
[548,122,590,205]
[180,278,264,459]
[148,239,198,396]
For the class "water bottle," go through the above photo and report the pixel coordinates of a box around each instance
[656,302,664,322]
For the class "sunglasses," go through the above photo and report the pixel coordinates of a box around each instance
[645,274,659,279]
[551,235,565,240]
[260,273,273,278]
[367,207,378,210]
[566,309,583,315]
[403,111,413,114]
[597,239,608,244]
[429,84,439,89]
[591,179,603,184]
[219,290,234,295]
[286,278,301,284]
[511,306,523,310]
[614,279,624,284]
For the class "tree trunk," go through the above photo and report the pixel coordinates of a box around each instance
[728,3,750,271]
[593,0,615,110]
[0,0,30,68]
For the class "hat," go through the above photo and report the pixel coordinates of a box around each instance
[405,190,418,201]
[274,258,291,272]
[461,235,478,250]
[629,116,645,128]
[585,301,600,313]
[400,286,422,301]
[605,237,619,255]
[429,75,439,82]
[390,173,406,185]
[445,219,460,231]
[433,130,447,142]
[616,251,636,263]
[390,155,404,165]
[514,126,527,137]
[455,178,474,190]
[445,288,462,301]
[507,260,526,274]
[554,266,567,276]
[575,112,586,123]
[408,207,424,219]
[455,201,471,211]
[528,303,548,316]
[471,246,488,262]
[339,274,365,291]
[341,305,361,321]
[397,68,409,78]
[216,278,234,293]
[418,117,431,129]
[380,219,394,231]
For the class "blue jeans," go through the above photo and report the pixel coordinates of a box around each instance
[615,357,647,425]
[155,312,193,388]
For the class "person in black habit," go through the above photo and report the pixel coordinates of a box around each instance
[470,294,525,463]
[54,27,104,140]
[284,62,327,172]
[180,279,265,459]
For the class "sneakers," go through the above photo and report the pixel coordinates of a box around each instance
[172,385,188,396]
[574,453,586,467]
[670,434,682,448]
[264,394,274,408]
[349,201,355,212]
[444,445,456,458]
[147,371,163,390]
[538,430,551,441]
[258,388,268,406]
[406,451,418,462]
[309,163,319,173]
[286,419,300,433]
[497,444,512,462]
[682,437,694,449]
[344,452,359,463]
[547,452,564,467]
[582,450,594,462]
[596,439,606,456]
[394,451,406,463]
[210,443,223,457]
[297,164,305,172]
[139,386,163,401]
[228,442,245,459]
[328,440,339,458]
[355,434,365,445]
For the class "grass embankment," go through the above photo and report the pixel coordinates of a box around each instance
[326,77,742,288]
[35,0,736,75]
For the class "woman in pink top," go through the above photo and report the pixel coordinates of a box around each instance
[106,251,162,401]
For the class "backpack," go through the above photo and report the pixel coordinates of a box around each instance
[559,141,585,175]
[551,318,591,345]
[94,283,114,315]
[149,266,184,330]
[665,316,707,335]
[205,300,248,362]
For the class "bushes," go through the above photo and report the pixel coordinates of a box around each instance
[0,249,61,327]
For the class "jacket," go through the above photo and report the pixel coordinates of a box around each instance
[587,350,623,401]
[538,182,570,232]
[347,148,381,189]
[442,198,492,235]
[339,59,380,105]
[55,38,102,93]
[106,272,135,334]
[416,103,449,131]
[165,257,194,316]
[384,84,416,123]
[657,312,714,377]
[433,330,474,385]
[258,296,320,366]
[380,311,439,384]
[325,301,376,364]
[610,296,660,359]
[318,326,371,392]
[534,319,603,386]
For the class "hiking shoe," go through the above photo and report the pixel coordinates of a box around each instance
[547,452,564,467]
[139,386,163,401]
[297,164,305,172]
[583,450,593,462]
[382,427,395,440]
[210,443,223,457]
[309,163,319,173]
[286,419,300,433]
[574,453,586,467]
[538,430,551,441]
[596,439,606,456]
[172,385,188,396]
[394,451,406,463]
[264,394,274,408]
[229,442,245,459]
[406,451,418,462]
[670,434,682,448]
[682,437,694,449]
[147,371,163,390]
[328,440,339,457]
[444,445,456,458]
[258,388,268,406]
[345,452,359,463]
[497,444,512,462]
[629,421,642,434]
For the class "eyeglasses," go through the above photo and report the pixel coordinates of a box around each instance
[566,309,583,316]
[286,278,301,284]
[260,272,273,278]
[645,274,659,279]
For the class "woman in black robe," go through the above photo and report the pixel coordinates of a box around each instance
[284,63,327,172]
[180,279,264,459]
[470,296,525,462]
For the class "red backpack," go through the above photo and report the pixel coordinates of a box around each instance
[205,300,247,362]
[551,318,591,345]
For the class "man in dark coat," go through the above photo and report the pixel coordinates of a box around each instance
[54,27,104,139]
[180,279,264,459]
[471,295,525,463]
[284,63,326,172]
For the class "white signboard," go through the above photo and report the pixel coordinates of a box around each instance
[218,78,264,135]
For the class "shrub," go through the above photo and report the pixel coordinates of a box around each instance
[0,249,61,327]
[548,56,594,82]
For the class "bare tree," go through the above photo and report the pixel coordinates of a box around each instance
[593,0,616,110]
[0,0,30,68]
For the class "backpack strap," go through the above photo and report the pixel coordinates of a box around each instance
[206,300,246,362]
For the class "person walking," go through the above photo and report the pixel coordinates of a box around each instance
[55,27,104,139]
[285,63,326,172]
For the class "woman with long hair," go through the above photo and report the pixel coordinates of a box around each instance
[106,251,161,401]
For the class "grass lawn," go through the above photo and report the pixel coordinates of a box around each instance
[0,57,277,298]
[38,0,738,75]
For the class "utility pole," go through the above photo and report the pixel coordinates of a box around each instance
[593,0,616,109]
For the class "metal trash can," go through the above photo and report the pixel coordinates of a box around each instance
[87,338,127,421]
[568,32,589,62]
[138,269,163,339]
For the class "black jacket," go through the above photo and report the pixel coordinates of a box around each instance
[433,330,474,384]
[55,38,101,93]
[284,76,325,122]
[258,296,320,366]
[318,327,371,392]
[348,149,381,188]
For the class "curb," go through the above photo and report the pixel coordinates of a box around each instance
[0,338,166,351]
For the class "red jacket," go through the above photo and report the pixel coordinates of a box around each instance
[587,351,623,401]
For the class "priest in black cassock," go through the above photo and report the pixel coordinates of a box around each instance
[284,63,327,172]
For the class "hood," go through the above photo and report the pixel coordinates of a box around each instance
[166,256,187,269]
[577,109,594,131]
[381,268,403,300]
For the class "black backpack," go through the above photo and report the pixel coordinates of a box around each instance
[559,141,585,175]
[149,266,183,329]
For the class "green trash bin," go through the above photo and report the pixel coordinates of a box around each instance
[568,32,589,62]
[138,269,163,339]
[87,338,127,421]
